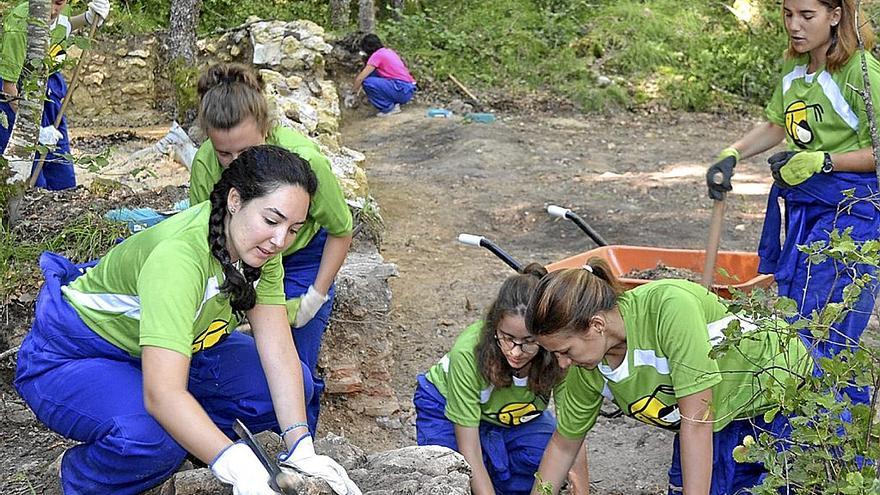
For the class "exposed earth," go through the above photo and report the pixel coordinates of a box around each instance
[0,102,783,494]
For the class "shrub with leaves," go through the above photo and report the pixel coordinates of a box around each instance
[714,208,880,494]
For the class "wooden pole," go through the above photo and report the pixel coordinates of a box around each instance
[702,196,726,288]
[448,74,479,104]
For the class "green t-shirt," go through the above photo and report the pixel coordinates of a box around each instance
[426,321,563,428]
[556,280,812,439]
[766,51,880,153]
[62,202,287,358]
[0,2,72,82]
[189,125,352,256]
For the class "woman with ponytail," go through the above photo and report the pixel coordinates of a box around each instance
[190,63,354,435]
[414,263,589,495]
[15,145,361,495]
[704,0,880,405]
[524,261,814,495]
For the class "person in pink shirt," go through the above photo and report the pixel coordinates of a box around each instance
[352,34,417,116]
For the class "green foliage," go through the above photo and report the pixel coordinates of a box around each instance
[0,211,127,296]
[166,58,200,122]
[379,0,794,111]
[717,208,880,494]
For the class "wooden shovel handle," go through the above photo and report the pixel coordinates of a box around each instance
[702,196,726,288]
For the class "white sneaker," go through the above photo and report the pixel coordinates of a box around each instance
[376,104,401,117]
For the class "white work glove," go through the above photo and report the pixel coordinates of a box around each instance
[293,285,328,328]
[210,442,277,495]
[38,126,63,147]
[279,434,362,495]
[85,0,111,26]
[343,93,357,109]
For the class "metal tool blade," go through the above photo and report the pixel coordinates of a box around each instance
[233,419,283,492]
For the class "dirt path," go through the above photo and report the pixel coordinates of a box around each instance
[339,106,775,494]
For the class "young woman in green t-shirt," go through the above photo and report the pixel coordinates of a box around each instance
[15,146,360,494]
[189,63,354,434]
[525,259,811,495]
[705,0,880,405]
[414,263,589,495]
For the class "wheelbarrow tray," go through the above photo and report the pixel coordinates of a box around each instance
[545,245,774,299]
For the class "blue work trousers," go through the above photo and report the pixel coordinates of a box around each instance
[15,252,314,494]
[413,374,555,495]
[282,228,334,436]
[758,173,880,404]
[0,72,76,190]
[667,413,792,495]
[362,73,416,113]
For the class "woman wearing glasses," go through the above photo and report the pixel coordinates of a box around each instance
[413,263,589,495]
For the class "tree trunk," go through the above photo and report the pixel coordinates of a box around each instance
[330,0,351,28]
[165,0,201,124]
[390,0,404,20]
[167,0,201,64]
[358,0,375,33]
[3,0,51,225]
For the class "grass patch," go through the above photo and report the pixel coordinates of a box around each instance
[0,212,127,299]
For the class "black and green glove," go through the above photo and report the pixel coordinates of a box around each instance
[768,150,833,188]
[706,147,739,200]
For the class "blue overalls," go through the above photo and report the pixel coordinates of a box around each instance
[362,73,416,113]
[282,228,334,436]
[413,374,556,495]
[15,252,314,494]
[758,172,880,404]
[0,72,75,190]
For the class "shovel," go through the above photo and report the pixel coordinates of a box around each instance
[701,175,727,288]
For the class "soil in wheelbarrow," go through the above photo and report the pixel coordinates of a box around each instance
[624,263,702,283]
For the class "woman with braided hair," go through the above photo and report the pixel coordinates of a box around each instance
[15,145,361,495]
[190,63,353,435]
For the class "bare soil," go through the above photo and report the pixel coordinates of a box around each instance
[334,104,777,494]
[0,105,779,494]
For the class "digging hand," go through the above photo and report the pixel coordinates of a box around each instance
[38,126,63,147]
[211,442,279,495]
[293,285,328,328]
[705,147,739,200]
[279,434,362,495]
[86,0,111,26]
[768,150,831,188]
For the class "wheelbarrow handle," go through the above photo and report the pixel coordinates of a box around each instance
[546,205,609,247]
[457,233,524,273]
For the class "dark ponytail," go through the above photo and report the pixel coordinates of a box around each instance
[526,258,623,338]
[476,262,563,396]
[208,145,318,312]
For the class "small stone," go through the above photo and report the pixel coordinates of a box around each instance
[597,75,612,87]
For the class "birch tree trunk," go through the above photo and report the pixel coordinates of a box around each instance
[358,0,375,33]
[3,0,51,225]
[330,0,351,29]
[167,0,201,64]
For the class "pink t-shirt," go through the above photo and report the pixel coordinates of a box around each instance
[367,48,416,84]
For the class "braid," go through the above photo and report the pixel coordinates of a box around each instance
[208,175,258,312]
[207,145,318,313]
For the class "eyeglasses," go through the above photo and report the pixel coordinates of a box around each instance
[495,333,540,354]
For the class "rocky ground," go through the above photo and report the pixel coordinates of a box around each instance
[0,98,814,494]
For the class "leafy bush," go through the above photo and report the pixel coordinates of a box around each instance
[717,220,880,494]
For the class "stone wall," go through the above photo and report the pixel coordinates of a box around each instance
[66,34,165,126]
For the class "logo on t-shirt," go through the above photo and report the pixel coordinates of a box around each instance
[628,384,681,430]
[191,318,231,353]
[784,100,824,148]
[489,402,542,426]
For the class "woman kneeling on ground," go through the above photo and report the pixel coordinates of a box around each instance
[526,260,812,495]
[414,263,589,495]
[352,33,417,117]
[15,145,360,495]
